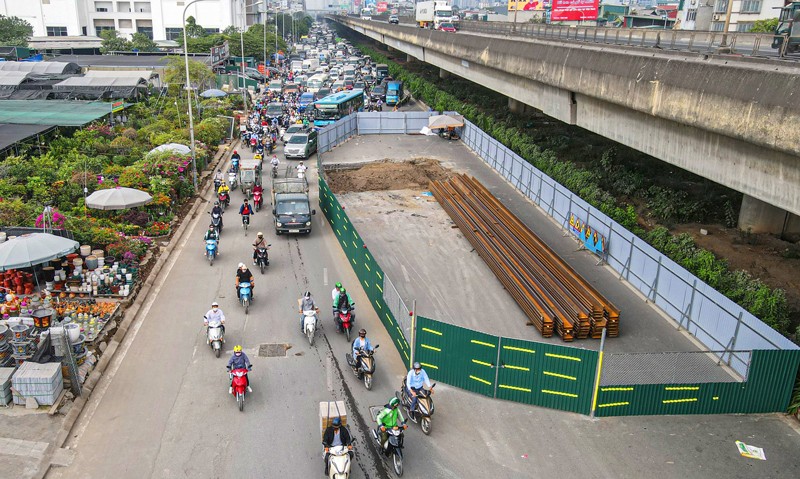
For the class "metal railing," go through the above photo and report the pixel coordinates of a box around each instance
[600,350,749,385]
[382,272,413,344]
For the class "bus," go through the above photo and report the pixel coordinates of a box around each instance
[361,7,373,20]
[313,89,365,127]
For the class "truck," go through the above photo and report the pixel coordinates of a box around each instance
[271,178,315,235]
[772,2,800,54]
[415,1,453,29]
[385,80,404,106]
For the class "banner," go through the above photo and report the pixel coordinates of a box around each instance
[569,212,606,256]
[376,1,388,12]
[111,100,125,113]
[550,0,598,21]
[508,0,544,10]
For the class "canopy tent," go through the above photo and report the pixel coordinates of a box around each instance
[0,71,31,87]
[200,88,227,98]
[85,187,153,210]
[0,61,81,75]
[427,114,465,130]
[0,233,79,271]
[147,143,191,156]
[52,76,148,100]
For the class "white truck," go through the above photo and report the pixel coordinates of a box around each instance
[415,1,453,29]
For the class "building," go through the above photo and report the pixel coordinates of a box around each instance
[0,0,249,41]
[676,0,783,31]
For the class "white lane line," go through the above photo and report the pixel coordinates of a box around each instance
[401,264,410,283]
[323,267,328,287]
[326,354,334,394]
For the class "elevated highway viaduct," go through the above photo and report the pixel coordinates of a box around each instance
[331,16,800,235]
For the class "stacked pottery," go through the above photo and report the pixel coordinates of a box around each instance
[0,324,10,366]
[9,323,32,365]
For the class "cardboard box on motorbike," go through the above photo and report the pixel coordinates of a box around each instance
[319,400,347,439]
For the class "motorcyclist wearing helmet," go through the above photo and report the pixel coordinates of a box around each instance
[235,263,254,299]
[226,344,252,393]
[231,150,241,162]
[406,362,433,418]
[204,224,220,255]
[331,282,343,305]
[322,416,353,475]
[252,232,269,264]
[333,287,355,331]
[214,170,223,190]
[298,290,318,332]
[376,397,406,449]
[210,200,224,231]
[351,328,373,371]
[217,181,230,196]
[204,301,225,335]
[239,198,253,226]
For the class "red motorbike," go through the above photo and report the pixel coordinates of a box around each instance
[229,368,249,412]
[336,305,355,341]
[253,190,263,212]
[218,191,230,209]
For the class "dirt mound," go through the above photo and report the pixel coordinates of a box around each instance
[326,159,453,193]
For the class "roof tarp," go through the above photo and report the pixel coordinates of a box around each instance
[84,70,156,80]
[0,124,54,150]
[51,76,145,100]
[0,100,112,126]
[0,71,30,87]
[0,61,81,75]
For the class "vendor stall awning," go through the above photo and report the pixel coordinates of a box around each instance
[0,100,114,126]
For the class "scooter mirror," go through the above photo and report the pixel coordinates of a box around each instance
[374,344,380,349]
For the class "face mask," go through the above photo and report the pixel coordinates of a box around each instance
[212,307,218,311]
[235,352,242,356]
[414,369,421,375]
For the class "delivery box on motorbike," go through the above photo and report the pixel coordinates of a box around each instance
[319,400,348,440]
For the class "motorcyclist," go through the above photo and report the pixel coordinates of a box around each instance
[239,198,253,227]
[406,362,433,418]
[270,155,279,173]
[333,287,355,331]
[297,290,318,332]
[331,282,342,305]
[235,263,255,299]
[322,417,353,475]
[252,232,269,265]
[351,328,373,371]
[376,397,407,449]
[204,224,220,255]
[204,301,225,336]
[217,182,230,206]
[213,170,223,190]
[210,201,224,230]
[296,161,308,177]
[226,345,253,393]
[231,150,241,162]
[252,183,264,208]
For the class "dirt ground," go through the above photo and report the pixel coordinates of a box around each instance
[328,159,800,332]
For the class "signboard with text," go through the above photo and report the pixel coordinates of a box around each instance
[376,1,388,12]
[550,0,598,21]
[507,0,544,11]
[210,40,230,66]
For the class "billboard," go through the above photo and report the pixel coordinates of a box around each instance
[550,0,598,21]
[508,0,544,10]
[376,1,388,12]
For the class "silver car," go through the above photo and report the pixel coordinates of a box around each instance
[282,124,310,144]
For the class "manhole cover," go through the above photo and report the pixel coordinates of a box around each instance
[258,343,290,357]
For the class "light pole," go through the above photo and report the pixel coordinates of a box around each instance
[183,0,218,192]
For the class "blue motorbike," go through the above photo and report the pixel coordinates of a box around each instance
[205,239,218,266]
[239,282,252,314]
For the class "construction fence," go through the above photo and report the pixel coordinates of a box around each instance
[315,112,800,417]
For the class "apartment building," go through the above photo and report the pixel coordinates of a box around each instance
[677,0,783,32]
[1,0,249,41]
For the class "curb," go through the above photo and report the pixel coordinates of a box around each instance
[33,140,238,479]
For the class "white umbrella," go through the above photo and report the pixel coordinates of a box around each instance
[428,114,465,130]
[0,233,79,271]
[147,143,191,156]
[86,187,153,210]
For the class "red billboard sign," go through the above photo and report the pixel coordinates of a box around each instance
[376,1,388,12]
[550,0,598,21]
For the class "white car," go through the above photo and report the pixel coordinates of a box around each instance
[282,124,311,144]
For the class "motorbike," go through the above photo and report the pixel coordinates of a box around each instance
[371,426,404,476]
[242,214,250,236]
[205,239,218,266]
[205,317,224,357]
[297,168,306,180]
[253,190,264,211]
[217,192,230,209]
[335,304,355,341]
[302,309,319,346]
[214,178,221,191]
[256,245,270,274]
[326,445,352,479]
[346,345,379,390]
[398,378,436,435]
[228,172,239,190]
[229,367,249,412]
[238,281,252,314]
[231,157,240,174]
[271,163,278,178]
[210,211,223,234]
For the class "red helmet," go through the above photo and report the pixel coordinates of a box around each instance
[233,150,237,154]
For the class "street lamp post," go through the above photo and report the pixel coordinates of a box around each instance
[182,0,218,192]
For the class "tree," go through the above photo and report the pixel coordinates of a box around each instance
[184,16,207,39]
[130,33,157,52]
[100,30,131,53]
[164,56,215,91]
[0,15,33,47]
[222,25,240,36]
[749,18,779,33]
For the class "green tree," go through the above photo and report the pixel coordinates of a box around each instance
[100,30,132,53]
[749,18,779,33]
[164,56,215,90]
[184,16,207,38]
[0,15,33,47]
[130,32,157,52]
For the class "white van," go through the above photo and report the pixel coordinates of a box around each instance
[306,73,328,93]
[301,58,320,73]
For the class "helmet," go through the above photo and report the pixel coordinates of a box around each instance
[389,397,400,407]
[257,232,263,237]
[413,362,421,370]
[238,262,245,269]
[331,417,342,427]
[233,150,238,154]
[209,224,215,229]
[335,282,342,289]
[214,201,220,206]
[211,301,219,307]
[340,287,346,294]
[359,328,366,337]
[304,291,312,298]
[233,345,243,353]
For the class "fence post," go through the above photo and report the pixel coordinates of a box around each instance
[493,337,503,399]
[590,327,607,418]
[727,311,744,367]
[409,299,417,369]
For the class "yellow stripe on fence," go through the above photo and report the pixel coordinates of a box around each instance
[499,384,531,393]
[601,387,634,392]
[376,283,383,293]
[664,387,700,391]
[503,345,535,354]
[374,300,382,310]
[420,362,438,370]
[713,396,719,400]
[421,344,441,352]
[541,389,578,398]
[544,353,581,362]
[472,359,493,367]
[342,224,348,231]
[351,258,356,265]
[663,398,698,404]
[336,229,341,236]
[365,263,371,272]
[598,402,630,408]
[385,313,394,325]
[352,241,358,249]
[376,271,382,279]
[365,253,371,261]
[402,349,409,361]
[543,371,576,381]
[422,328,442,336]
[504,364,530,372]
[470,339,496,348]
[469,375,492,385]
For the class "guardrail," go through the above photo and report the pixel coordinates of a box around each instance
[457,20,795,59]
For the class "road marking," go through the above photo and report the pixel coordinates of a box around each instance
[323,267,328,286]
[401,264,410,282]
[326,354,334,394]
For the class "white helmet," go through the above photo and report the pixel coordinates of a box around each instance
[238,262,245,269]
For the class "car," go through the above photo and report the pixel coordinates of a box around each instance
[317,87,332,98]
[363,74,375,85]
[268,80,283,93]
[245,67,267,82]
[282,124,311,143]
[298,92,317,112]
[284,130,319,160]
[354,80,366,91]
[265,102,284,120]
[343,79,355,90]
[331,80,345,92]
[283,82,300,95]
[370,83,386,101]
[438,22,457,33]
[389,14,399,24]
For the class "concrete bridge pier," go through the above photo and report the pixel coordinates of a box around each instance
[739,195,800,236]
[509,97,528,114]
[439,68,450,79]
[406,54,414,63]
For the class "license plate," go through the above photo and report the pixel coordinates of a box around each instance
[289,229,300,233]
